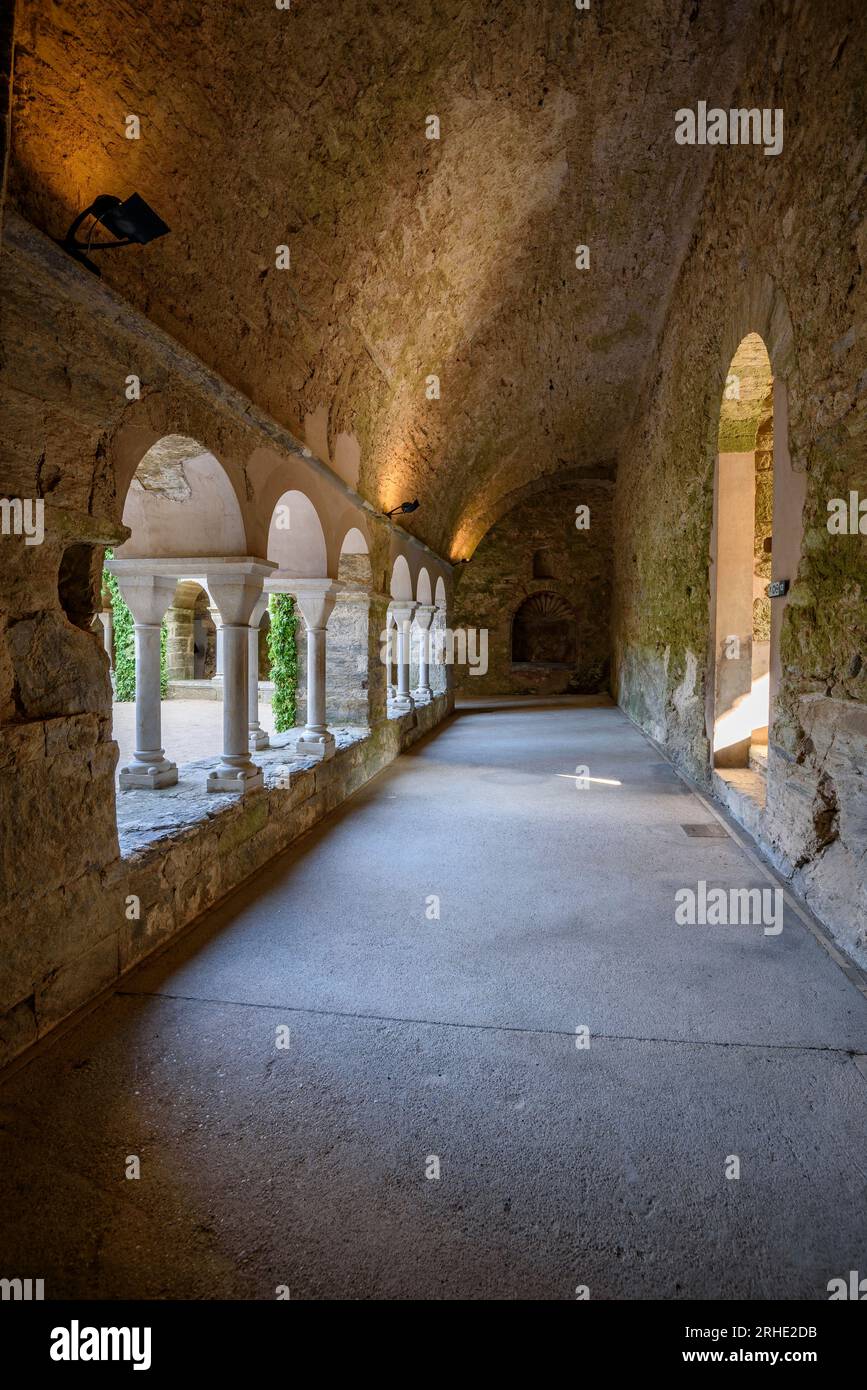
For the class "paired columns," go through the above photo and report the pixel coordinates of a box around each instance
[107,558,275,795]
[107,572,179,789]
[385,602,442,710]
[205,564,274,792]
[107,554,443,788]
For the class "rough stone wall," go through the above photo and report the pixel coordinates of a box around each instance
[452,477,612,697]
[612,0,867,959]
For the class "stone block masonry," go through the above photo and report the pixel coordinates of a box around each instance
[453,473,613,698]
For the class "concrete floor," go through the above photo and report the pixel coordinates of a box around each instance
[2,697,866,1300]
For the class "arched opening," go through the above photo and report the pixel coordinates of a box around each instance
[194,588,218,680]
[389,554,413,600]
[267,491,330,731]
[711,334,774,770]
[163,580,217,685]
[115,435,247,559]
[108,435,248,787]
[326,528,373,728]
[511,592,576,667]
[258,607,271,682]
[267,490,328,578]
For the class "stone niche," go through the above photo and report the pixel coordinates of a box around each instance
[512,591,577,665]
[452,476,613,697]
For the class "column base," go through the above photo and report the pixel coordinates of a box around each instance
[295,731,336,761]
[119,759,178,790]
[207,763,264,793]
[412,689,432,705]
[392,694,415,712]
[249,728,270,751]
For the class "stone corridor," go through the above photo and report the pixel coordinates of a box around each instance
[2,0,866,1321]
[2,698,865,1300]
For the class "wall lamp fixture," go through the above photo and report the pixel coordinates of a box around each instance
[384,499,420,519]
[59,193,170,276]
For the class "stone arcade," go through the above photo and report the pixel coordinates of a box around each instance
[0,0,865,1305]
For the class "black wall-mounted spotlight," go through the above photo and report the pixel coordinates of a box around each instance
[384,499,420,519]
[60,193,170,276]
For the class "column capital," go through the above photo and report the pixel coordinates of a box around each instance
[250,591,270,628]
[104,567,177,626]
[107,558,276,625]
[413,603,437,630]
[284,578,339,631]
[390,600,418,625]
[206,564,273,627]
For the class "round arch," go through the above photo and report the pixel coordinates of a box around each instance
[390,554,413,600]
[416,566,433,605]
[337,527,373,586]
[267,490,328,577]
[115,435,247,558]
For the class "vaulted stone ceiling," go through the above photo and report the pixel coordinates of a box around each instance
[10,0,757,559]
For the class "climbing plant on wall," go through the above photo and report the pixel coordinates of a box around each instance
[267,593,298,732]
[102,550,169,701]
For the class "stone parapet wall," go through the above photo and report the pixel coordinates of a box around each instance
[0,693,452,1069]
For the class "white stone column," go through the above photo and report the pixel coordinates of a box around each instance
[211,604,224,686]
[109,571,178,790]
[413,604,436,702]
[100,605,113,665]
[386,608,397,701]
[292,579,338,761]
[99,594,116,697]
[206,564,273,793]
[248,592,270,751]
[391,600,417,711]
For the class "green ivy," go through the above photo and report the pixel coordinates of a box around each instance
[103,549,169,701]
[267,593,298,732]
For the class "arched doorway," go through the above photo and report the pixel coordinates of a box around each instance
[711,334,774,769]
